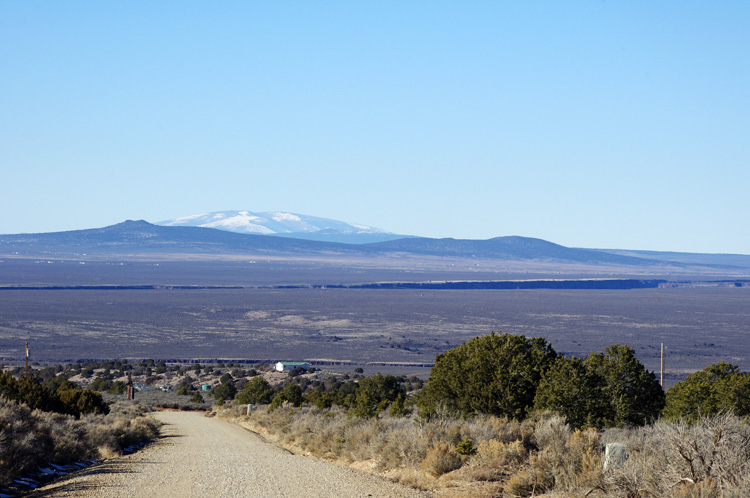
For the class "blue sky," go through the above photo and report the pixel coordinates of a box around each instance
[2,2,748,253]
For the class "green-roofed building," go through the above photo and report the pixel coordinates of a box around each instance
[275,361,311,372]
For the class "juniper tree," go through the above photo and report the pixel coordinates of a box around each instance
[418,332,557,419]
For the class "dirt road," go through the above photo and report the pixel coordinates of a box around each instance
[31,411,431,498]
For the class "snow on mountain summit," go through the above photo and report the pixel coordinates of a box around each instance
[157,211,389,238]
[271,212,302,223]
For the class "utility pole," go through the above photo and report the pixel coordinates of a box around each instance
[660,343,664,388]
[25,342,29,378]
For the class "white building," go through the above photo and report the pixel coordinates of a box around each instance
[275,361,311,372]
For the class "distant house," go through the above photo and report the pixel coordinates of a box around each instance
[275,361,311,372]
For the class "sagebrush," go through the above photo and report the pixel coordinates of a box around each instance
[0,397,161,488]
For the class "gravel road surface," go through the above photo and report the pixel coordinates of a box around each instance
[30,411,431,498]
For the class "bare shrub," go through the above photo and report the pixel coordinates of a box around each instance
[505,463,555,497]
[603,413,750,498]
[662,414,750,491]
[236,402,466,472]
[563,429,603,490]
[0,399,52,485]
[0,396,161,488]
[421,441,464,477]
[366,416,429,470]
[472,438,528,467]
[505,415,603,496]
[533,414,570,453]
[221,403,748,498]
[41,412,90,461]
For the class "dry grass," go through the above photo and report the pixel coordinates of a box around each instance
[473,439,528,468]
[421,441,464,477]
[0,397,161,489]
[600,413,750,498]
[218,402,750,498]
[220,402,539,494]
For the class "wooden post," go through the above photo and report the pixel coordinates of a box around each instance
[25,342,29,378]
[660,343,664,388]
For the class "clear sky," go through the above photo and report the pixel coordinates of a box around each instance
[2,2,748,254]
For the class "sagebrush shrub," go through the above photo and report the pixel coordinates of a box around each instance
[0,397,161,488]
[505,464,555,497]
[224,402,750,498]
[420,441,463,477]
[472,438,528,467]
[602,413,750,498]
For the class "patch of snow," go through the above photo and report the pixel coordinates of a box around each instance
[203,211,273,234]
[157,210,394,239]
[13,478,39,489]
[204,220,274,234]
[349,223,385,232]
[165,213,208,225]
[271,212,302,222]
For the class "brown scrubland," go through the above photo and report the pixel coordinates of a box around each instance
[0,398,161,491]
[218,402,750,498]
[3,341,750,497]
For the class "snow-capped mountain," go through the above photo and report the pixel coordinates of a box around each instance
[156,211,404,244]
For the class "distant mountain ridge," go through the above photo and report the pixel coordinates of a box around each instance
[365,236,660,266]
[594,248,750,270]
[0,220,356,256]
[157,210,404,244]
[1,220,748,271]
